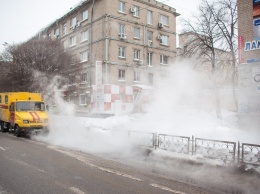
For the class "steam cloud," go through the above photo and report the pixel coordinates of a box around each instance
[33,62,260,194]
[36,61,259,152]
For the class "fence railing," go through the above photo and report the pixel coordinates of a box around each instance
[195,138,236,164]
[124,130,260,166]
[158,134,190,154]
[240,143,260,166]
[128,131,155,148]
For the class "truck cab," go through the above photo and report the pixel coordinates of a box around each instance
[9,101,48,136]
[0,92,49,137]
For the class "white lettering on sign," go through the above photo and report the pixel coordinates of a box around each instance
[96,61,102,91]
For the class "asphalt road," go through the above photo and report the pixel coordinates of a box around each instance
[0,132,217,194]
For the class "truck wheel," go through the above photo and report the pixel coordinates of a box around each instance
[42,127,49,136]
[14,125,21,137]
[0,122,3,132]
[1,122,7,133]
[5,123,10,133]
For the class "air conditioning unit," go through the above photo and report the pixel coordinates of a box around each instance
[138,60,143,65]
[156,35,162,40]
[148,40,153,45]
[130,7,135,13]
[158,22,164,28]
[76,21,81,27]
[119,33,127,39]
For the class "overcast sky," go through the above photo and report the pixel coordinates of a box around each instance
[0,0,199,53]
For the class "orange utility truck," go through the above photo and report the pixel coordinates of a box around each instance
[0,92,48,137]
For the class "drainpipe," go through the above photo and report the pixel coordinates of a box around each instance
[105,37,108,84]
[103,14,108,84]
[144,25,147,44]
[89,0,95,88]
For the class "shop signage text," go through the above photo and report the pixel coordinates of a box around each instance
[244,40,260,51]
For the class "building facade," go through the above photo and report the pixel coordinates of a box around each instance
[38,0,179,114]
[237,0,260,116]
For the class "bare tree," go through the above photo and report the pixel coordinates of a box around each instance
[207,0,238,109]
[1,38,72,93]
[0,60,12,92]
[181,0,224,119]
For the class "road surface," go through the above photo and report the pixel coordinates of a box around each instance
[0,132,217,194]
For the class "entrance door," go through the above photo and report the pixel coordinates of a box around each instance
[10,102,15,126]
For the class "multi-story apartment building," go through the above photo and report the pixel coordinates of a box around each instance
[38,0,179,114]
[237,0,260,116]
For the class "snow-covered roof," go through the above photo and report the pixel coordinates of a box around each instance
[38,0,89,33]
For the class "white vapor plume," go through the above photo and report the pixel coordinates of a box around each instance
[37,61,260,153]
[34,60,260,194]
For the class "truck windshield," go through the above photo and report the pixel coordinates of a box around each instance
[16,102,45,111]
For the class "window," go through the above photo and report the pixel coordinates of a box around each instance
[15,102,45,111]
[147,52,153,66]
[80,51,88,62]
[5,95,8,104]
[62,23,67,36]
[118,69,125,80]
[133,6,140,17]
[147,31,153,41]
[82,10,88,20]
[69,36,76,46]
[0,95,2,103]
[80,94,87,105]
[118,24,125,34]
[118,1,125,13]
[134,71,140,82]
[118,47,126,58]
[160,35,169,45]
[133,27,140,39]
[71,17,77,28]
[81,72,88,82]
[81,30,89,42]
[54,28,59,37]
[134,49,140,60]
[160,14,169,26]
[147,10,153,24]
[10,103,14,112]
[160,55,168,65]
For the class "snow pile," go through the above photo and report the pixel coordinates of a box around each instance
[126,110,259,145]
[36,109,259,155]
[36,115,135,155]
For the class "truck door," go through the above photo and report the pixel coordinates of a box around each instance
[10,102,15,126]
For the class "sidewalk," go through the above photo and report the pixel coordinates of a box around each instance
[105,147,260,194]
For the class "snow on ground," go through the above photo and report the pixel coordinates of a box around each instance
[35,109,260,156]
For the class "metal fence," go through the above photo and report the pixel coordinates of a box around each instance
[158,134,190,154]
[128,131,155,148]
[124,130,260,166]
[239,142,260,166]
[195,138,236,164]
